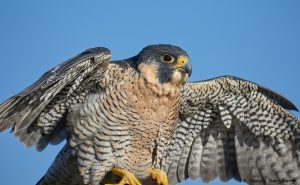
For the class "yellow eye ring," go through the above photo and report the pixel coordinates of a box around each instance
[162,54,175,63]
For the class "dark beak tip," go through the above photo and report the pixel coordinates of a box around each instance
[185,63,192,77]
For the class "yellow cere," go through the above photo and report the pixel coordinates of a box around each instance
[175,56,189,68]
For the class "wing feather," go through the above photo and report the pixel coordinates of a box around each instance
[164,76,300,184]
[0,47,111,150]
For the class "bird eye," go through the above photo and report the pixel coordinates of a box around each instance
[162,54,174,63]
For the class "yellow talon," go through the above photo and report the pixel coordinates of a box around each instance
[147,168,168,185]
[105,168,141,185]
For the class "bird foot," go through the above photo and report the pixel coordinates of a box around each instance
[105,168,141,185]
[147,168,168,185]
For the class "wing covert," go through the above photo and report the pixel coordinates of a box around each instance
[0,47,111,151]
[164,76,300,184]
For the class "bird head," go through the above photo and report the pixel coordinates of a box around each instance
[135,44,192,85]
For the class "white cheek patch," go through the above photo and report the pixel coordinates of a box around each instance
[170,70,187,85]
[171,71,182,82]
[138,63,159,84]
[182,73,189,82]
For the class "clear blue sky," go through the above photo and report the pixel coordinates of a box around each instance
[0,1,299,185]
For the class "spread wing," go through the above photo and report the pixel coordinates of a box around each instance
[0,47,111,151]
[164,76,300,185]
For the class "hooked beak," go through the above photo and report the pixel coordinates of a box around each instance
[175,56,192,77]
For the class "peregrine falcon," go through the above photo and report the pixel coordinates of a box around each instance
[0,44,299,185]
